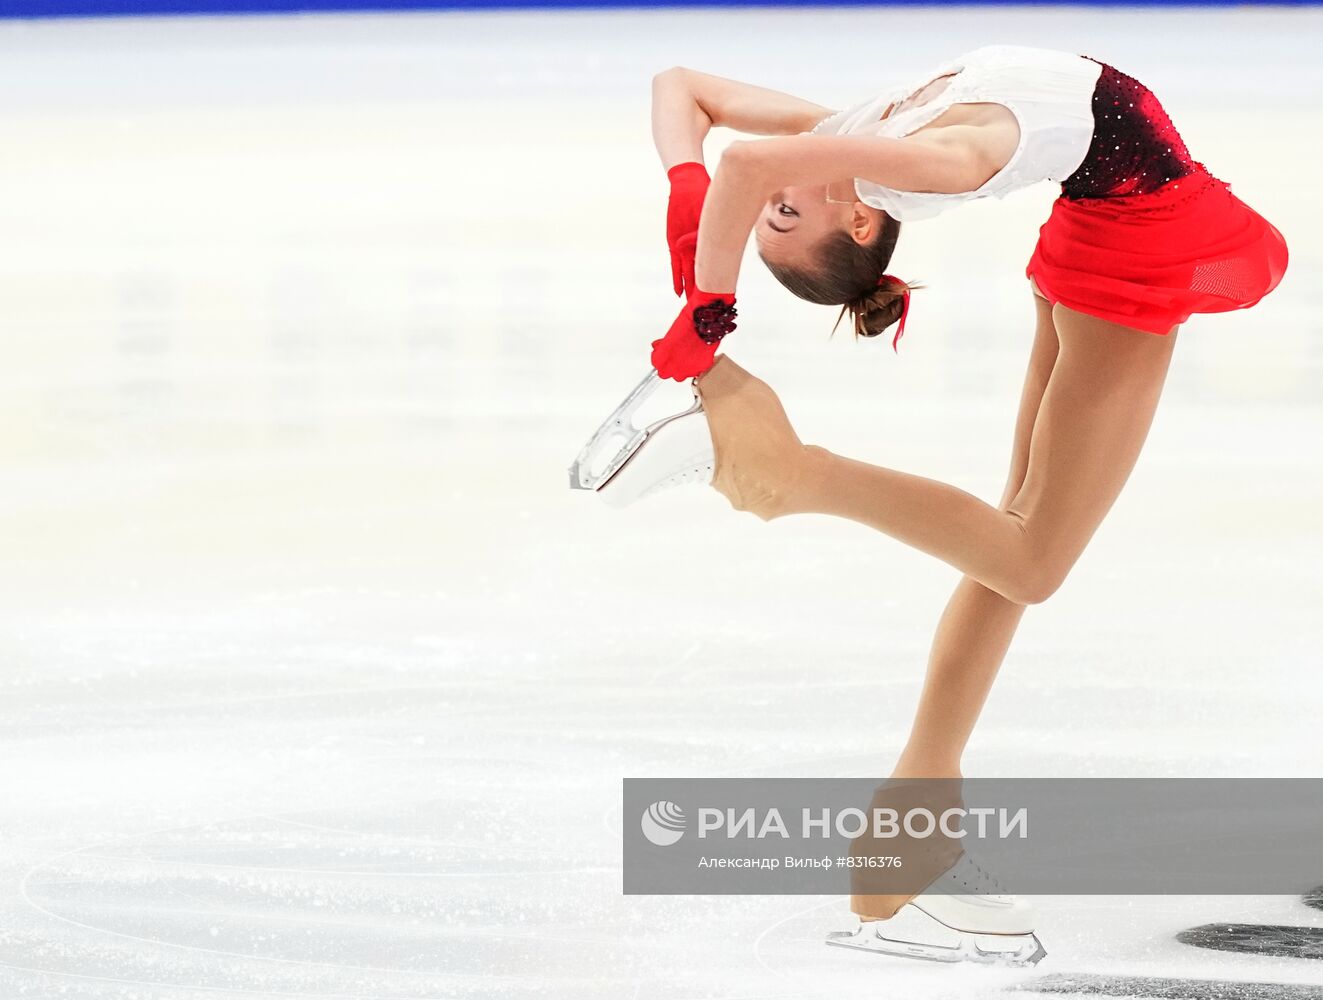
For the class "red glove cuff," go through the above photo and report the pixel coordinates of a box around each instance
[667,161,709,184]
[650,288,737,381]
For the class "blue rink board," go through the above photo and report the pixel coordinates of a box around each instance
[1,0,1317,18]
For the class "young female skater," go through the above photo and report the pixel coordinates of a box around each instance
[597,43,1287,963]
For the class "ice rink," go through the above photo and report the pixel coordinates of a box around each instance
[0,6,1320,998]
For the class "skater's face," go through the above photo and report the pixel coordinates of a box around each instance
[755,183,883,272]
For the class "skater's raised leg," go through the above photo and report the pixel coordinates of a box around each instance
[695,300,1179,608]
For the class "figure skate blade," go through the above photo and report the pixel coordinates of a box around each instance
[567,369,702,492]
[826,905,1046,967]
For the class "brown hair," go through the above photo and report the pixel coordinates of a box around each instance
[758,215,918,340]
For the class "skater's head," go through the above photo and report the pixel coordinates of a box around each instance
[755,184,908,339]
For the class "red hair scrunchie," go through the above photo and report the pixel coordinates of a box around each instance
[878,273,911,352]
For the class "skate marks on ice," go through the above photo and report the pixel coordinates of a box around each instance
[1175,925,1323,960]
[1015,974,1323,1000]
[2,808,616,999]
[1172,888,1323,961]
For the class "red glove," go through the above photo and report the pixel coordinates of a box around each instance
[666,161,710,298]
[651,288,737,381]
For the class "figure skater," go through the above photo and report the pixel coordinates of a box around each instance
[586,44,1288,964]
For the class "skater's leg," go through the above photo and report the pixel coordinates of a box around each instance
[852,294,1057,921]
[699,305,1179,604]
[853,580,1028,919]
[891,291,1059,781]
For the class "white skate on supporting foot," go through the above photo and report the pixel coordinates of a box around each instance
[825,854,1046,967]
[567,369,715,508]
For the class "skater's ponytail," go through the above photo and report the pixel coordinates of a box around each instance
[758,214,917,346]
[834,274,921,349]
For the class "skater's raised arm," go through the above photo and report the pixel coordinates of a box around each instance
[649,131,991,380]
[650,67,836,171]
[655,70,835,300]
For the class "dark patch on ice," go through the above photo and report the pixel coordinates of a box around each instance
[1304,887,1323,912]
[1016,973,1323,999]
[1176,923,1323,960]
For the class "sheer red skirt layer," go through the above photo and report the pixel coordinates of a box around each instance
[1025,61,1289,334]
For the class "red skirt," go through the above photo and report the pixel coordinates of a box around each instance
[1025,169,1289,335]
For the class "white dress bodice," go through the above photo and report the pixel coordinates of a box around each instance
[809,45,1103,221]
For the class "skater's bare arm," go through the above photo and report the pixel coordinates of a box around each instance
[733,131,991,197]
[692,134,980,292]
[651,67,837,171]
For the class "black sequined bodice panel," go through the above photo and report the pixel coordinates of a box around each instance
[1061,58,1203,200]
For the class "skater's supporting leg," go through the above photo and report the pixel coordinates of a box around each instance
[697,303,1179,606]
[891,580,1024,780]
[892,291,1059,781]
[853,294,1056,920]
[852,582,1026,923]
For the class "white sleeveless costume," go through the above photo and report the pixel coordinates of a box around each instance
[808,45,1103,221]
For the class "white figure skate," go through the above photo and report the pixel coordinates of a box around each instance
[826,854,1046,967]
[567,369,715,508]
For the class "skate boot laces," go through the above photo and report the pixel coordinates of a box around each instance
[943,853,1013,903]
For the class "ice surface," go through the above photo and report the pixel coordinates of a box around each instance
[0,7,1320,998]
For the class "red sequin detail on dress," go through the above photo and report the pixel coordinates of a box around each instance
[1061,58,1206,200]
[1025,56,1289,334]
